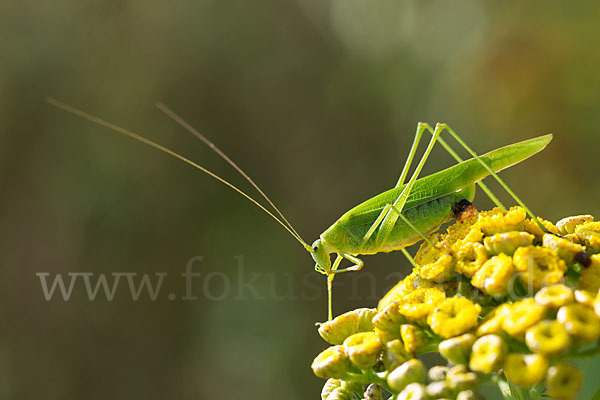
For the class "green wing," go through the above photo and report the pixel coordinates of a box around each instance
[335,134,552,230]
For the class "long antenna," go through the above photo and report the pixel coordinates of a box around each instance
[155,102,302,240]
[46,97,311,251]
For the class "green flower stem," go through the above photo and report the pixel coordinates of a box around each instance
[370,371,393,393]
[458,279,471,298]
[341,370,393,393]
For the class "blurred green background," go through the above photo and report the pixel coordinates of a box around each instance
[1,1,600,399]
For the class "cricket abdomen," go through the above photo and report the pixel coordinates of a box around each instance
[321,185,476,256]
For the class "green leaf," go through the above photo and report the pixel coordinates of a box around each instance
[497,379,514,400]
[508,379,539,400]
[496,378,543,400]
[529,383,545,400]
[513,381,528,400]
[591,386,600,400]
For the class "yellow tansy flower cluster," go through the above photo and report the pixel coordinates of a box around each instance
[312,208,600,400]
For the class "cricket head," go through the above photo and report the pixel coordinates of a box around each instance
[310,238,331,273]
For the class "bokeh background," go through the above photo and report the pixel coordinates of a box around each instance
[1,1,600,399]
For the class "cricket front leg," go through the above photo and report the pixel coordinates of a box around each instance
[326,254,343,320]
[330,253,364,274]
[326,254,362,320]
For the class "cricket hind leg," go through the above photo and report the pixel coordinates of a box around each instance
[360,123,440,250]
[401,248,418,268]
[361,201,434,267]
[419,123,505,209]
[359,120,528,264]
[364,121,514,255]
[389,204,436,268]
[394,123,428,188]
[432,123,546,230]
[372,124,445,248]
[361,122,485,249]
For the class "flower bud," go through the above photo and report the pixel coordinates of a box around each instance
[419,254,455,283]
[449,371,478,392]
[456,390,477,400]
[575,221,600,253]
[484,231,534,256]
[400,324,428,354]
[545,363,583,400]
[503,353,548,387]
[321,379,341,399]
[414,234,446,266]
[471,254,514,297]
[400,287,446,322]
[478,206,526,235]
[387,359,426,392]
[445,364,468,381]
[513,246,567,290]
[355,308,377,332]
[524,216,559,241]
[397,383,427,400]
[326,387,353,400]
[428,297,481,339]
[319,311,360,345]
[501,298,546,337]
[426,380,453,398]
[534,284,574,308]
[556,215,594,235]
[377,273,420,311]
[438,333,476,365]
[542,233,586,265]
[469,334,507,374]
[382,339,410,371]
[525,320,570,356]
[428,365,448,382]
[455,242,488,277]
[557,303,600,342]
[312,346,352,379]
[342,380,364,394]
[579,254,600,293]
[476,304,508,336]
[373,301,406,341]
[343,332,382,370]
[574,289,595,308]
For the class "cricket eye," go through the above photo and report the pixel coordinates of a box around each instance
[312,245,318,252]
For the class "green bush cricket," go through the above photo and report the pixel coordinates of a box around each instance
[46,98,552,320]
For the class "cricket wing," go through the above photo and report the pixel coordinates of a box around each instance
[331,133,552,233]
